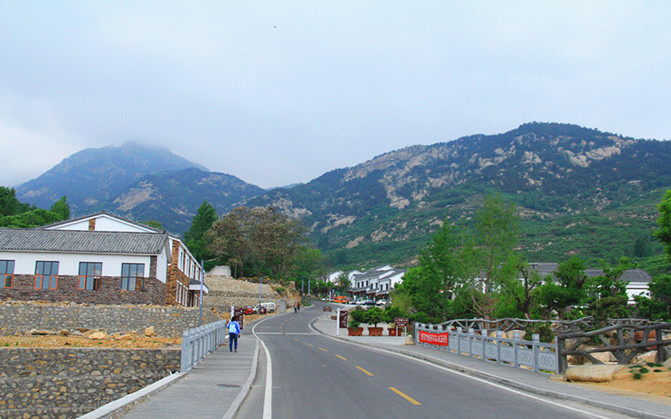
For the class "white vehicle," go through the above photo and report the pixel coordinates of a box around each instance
[253,301,276,313]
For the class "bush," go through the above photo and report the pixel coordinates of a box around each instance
[523,322,555,343]
[383,306,409,324]
[410,311,431,324]
[363,306,385,327]
[348,319,361,329]
[350,307,366,323]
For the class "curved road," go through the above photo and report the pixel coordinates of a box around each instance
[242,302,622,419]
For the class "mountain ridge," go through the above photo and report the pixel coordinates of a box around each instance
[13,122,671,267]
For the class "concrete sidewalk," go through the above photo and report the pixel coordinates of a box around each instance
[312,314,671,419]
[82,326,260,419]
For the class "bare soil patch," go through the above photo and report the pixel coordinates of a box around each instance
[0,312,270,349]
[571,366,671,403]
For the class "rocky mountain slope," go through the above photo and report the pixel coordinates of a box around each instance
[13,122,671,267]
[16,142,206,212]
[110,168,265,234]
[245,123,671,266]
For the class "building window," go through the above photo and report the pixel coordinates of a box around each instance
[121,263,144,291]
[78,262,102,290]
[35,261,59,290]
[1,260,14,289]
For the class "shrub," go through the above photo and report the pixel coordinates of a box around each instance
[383,306,409,324]
[364,307,385,327]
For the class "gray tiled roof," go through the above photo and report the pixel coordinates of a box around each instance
[0,228,168,255]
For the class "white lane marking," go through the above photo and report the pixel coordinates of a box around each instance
[308,317,612,419]
[252,318,277,419]
[255,332,316,335]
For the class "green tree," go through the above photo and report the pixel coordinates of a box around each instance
[184,201,219,262]
[207,206,307,279]
[395,221,465,322]
[335,273,351,296]
[49,196,70,221]
[497,259,544,319]
[536,257,588,320]
[584,258,632,323]
[0,208,62,228]
[0,187,30,216]
[465,195,520,319]
[655,190,671,260]
[289,247,324,284]
[143,220,164,230]
[634,275,671,321]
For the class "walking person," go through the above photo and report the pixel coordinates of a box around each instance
[227,316,241,352]
[293,302,298,313]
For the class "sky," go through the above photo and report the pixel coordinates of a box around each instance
[1,1,670,189]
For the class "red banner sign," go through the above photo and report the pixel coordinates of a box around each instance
[418,330,449,346]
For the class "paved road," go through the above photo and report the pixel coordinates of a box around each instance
[249,303,619,419]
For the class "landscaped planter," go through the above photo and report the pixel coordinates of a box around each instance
[368,327,383,336]
[387,328,397,336]
[348,327,364,336]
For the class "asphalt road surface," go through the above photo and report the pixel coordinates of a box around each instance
[245,302,626,419]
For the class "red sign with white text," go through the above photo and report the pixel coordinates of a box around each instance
[418,330,449,346]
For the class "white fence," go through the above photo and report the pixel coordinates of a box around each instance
[415,323,559,374]
[181,320,228,372]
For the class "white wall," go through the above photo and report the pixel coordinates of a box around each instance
[0,251,166,283]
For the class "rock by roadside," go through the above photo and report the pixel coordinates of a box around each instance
[565,365,625,382]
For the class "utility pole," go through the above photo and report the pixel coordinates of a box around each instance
[199,260,204,326]
[259,276,263,307]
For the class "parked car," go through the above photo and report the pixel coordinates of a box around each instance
[243,305,254,315]
[253,301,276,314]
[362,300,376,306]
[376,299,388,307]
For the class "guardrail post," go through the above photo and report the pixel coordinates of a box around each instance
[482,329,487,359]
[513,331,520,368]
[556,335,567,374]
[457,327,462,355]
[496,331,502,364]
[532,334,540,373]
[468,328,474,357]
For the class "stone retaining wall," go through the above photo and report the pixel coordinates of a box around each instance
[0,347,180,418]
[0,302,221,338]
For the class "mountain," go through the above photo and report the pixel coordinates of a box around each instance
[244,123,671,267]
[110,168,265,234]
[16,142,206,212]
[12,123,671,267]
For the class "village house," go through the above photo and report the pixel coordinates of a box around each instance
[528,263,652,303]
[0,212,207,306]
[349,265,405,301]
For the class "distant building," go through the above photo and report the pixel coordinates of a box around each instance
[528,263,652,303]
[0,211,207,306]
[349,265,405,300]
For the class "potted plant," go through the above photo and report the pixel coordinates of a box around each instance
[365,307,384,336]
[383,306,408,336]
[347,319,363,336]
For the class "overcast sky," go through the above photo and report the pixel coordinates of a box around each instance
[1,1,669,189]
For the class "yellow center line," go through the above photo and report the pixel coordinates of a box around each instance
[335,354,347,361]
[305,342,314,347]
[356,366,374,376]
[318,347,327,352]
[389,387,421,405]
